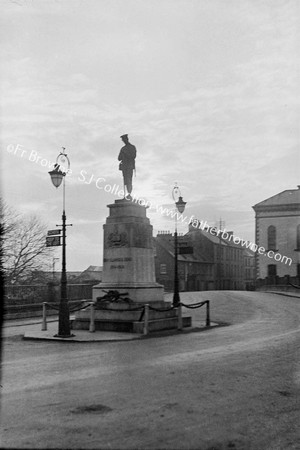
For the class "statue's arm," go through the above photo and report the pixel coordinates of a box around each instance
[118,149,123,161]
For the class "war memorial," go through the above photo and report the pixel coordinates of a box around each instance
[73,135,191,333]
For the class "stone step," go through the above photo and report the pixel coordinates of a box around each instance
[71,315,192,333]
[133,316,191,333]
[72,319,135,332]
[75,307,177,322]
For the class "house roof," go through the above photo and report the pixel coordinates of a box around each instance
[253,186,300,209]
[155,235,211,263]
[39,271,82,278]
[243,248,255,257]
[82,265,102,272]
[71,265,103,282]
[188,228,244,250]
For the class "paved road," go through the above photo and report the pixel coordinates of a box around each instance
[1,291,300,450]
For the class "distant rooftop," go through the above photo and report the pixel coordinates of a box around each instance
[253,186,300,210]
[154,233,209,263]
[83,265,102,272]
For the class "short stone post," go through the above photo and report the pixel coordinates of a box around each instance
[89,302,95,332]
[143,304,149,335]
[206,301,210,327]
[177,302,183,330]
[42,302,47,331]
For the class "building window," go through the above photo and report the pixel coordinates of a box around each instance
[160,264,167,275]
[296,225,300,250]
[268,264,277,277]
[267,225,276,251]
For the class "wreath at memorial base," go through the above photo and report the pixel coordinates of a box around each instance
[95,289,132,307]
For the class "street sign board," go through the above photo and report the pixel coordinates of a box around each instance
[178,241,189,247]
[46,236,61,247]
[47,229,61,236]
[179,246,193,255]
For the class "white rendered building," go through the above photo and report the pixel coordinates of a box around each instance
[252,186,300,283]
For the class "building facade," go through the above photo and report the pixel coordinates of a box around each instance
[252,186,300,285]
[187,222,246,290]
[154,232,215,291]
[244,249,256,290]
[154,223,254,291]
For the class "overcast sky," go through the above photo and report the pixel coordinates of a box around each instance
[1,0,299,271]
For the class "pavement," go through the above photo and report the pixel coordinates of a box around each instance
[24,320,143,342]
[3,313,219,342]
[266,290,300,298]
[2,315,140,342]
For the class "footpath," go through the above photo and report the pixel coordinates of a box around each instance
[2,313,218,342]
[2,316,142,342]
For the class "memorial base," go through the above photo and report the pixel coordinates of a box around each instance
[72,301,192,333]
[72,198,192,333]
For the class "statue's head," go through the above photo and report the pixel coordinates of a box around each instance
[120,134,129,144]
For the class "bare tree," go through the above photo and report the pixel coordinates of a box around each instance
[1,200,53,284]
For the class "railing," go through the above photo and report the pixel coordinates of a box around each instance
[41,300,211,336]
[179,300,210,328]
[4,283,96,320]
[41,300,94,331]
[4,283,95,303]
[256,275,300,288]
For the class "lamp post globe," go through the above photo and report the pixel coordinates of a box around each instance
[175,196,186,214]
[49,165,64,188]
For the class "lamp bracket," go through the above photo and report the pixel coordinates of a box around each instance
[55,147,70,174]
[172,182,182,202]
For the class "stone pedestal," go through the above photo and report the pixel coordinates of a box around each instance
[72,300,192,333]
[92,199,164,303]
[73,198,192,333]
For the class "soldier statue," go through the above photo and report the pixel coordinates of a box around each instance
[118,134,136,199]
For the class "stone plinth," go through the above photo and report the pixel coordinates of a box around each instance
[73,197,192,333]
[72,301,192,333]
[92,199,164,303]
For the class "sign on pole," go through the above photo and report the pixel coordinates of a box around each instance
[46,236,61,247]
[47,229,61,236]
[179,247,193,255]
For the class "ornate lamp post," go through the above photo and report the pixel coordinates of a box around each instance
[48,148,73,337]
[172,183,187,307]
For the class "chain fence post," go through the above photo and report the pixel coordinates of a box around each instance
[178,302,183,330]
[206,300,210,326]
[143,304,149,335]
[89,302,95,332]
[42,302,47,331]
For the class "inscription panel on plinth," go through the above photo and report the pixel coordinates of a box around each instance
[105,223,152,249]
[104,256,133,271]
[102,247,156,284]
